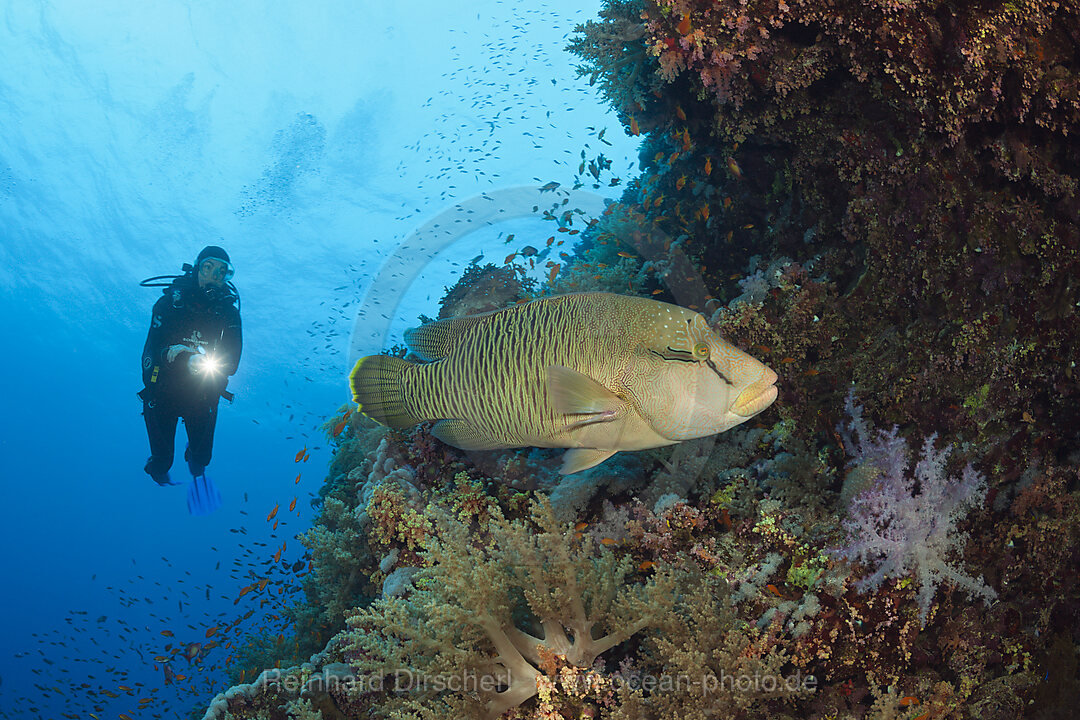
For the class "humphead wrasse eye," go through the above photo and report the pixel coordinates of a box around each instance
[693,342,710,360]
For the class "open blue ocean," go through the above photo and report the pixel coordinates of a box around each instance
[0,2,636,717]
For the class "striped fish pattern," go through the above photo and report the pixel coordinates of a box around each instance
[350,292,777,474]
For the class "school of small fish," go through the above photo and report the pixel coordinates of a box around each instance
[7,440,316,719]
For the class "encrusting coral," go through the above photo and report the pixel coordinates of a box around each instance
[570,0,1080,470]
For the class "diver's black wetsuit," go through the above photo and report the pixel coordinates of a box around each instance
[140,272,242,479]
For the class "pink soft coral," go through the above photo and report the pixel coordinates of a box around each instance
[834,393,997,625]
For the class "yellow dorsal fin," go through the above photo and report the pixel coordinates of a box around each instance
[403,311,496,361]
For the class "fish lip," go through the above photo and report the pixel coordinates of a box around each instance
[732,368,779,417]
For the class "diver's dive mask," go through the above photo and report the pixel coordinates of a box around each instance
[199,258,234,282]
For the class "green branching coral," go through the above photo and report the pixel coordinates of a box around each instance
[341,499,678,719]
[298,497,373,633]
[567,0,655,116]
[630,565,807,719]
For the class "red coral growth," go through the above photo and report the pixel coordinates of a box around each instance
[645,0,1079,143]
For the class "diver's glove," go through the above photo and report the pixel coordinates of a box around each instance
[166,344,196,363]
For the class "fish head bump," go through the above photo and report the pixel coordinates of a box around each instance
[634,310,778,440]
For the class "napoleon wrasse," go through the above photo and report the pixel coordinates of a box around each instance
[350,292,778,474]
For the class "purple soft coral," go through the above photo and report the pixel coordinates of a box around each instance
[834,393,997,625]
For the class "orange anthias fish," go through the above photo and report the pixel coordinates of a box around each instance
[289,497,297,512]
[629,115,640,136]
[331,417,348,437]
[676,13,692,34]
[727,157,743,180]
[266,504,279,522]
[294,447,306,462]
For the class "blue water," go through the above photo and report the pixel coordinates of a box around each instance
[0,2,637,716]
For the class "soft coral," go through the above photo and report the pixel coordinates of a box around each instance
[834,393,997,625]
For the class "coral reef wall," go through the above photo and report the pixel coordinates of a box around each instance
[569,0,1080,468]
[200,1,1079,719]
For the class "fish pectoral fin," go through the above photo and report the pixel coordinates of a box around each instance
[431,419,507,451]
[560,447,618,475]
[546,365,625,416]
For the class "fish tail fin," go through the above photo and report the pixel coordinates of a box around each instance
[349,355,423,429]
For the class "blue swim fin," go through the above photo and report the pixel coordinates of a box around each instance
[187,473,222,516]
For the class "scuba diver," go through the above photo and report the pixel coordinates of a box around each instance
[139,246,242,515]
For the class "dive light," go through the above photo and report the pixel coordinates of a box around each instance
[190,347,222,375]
